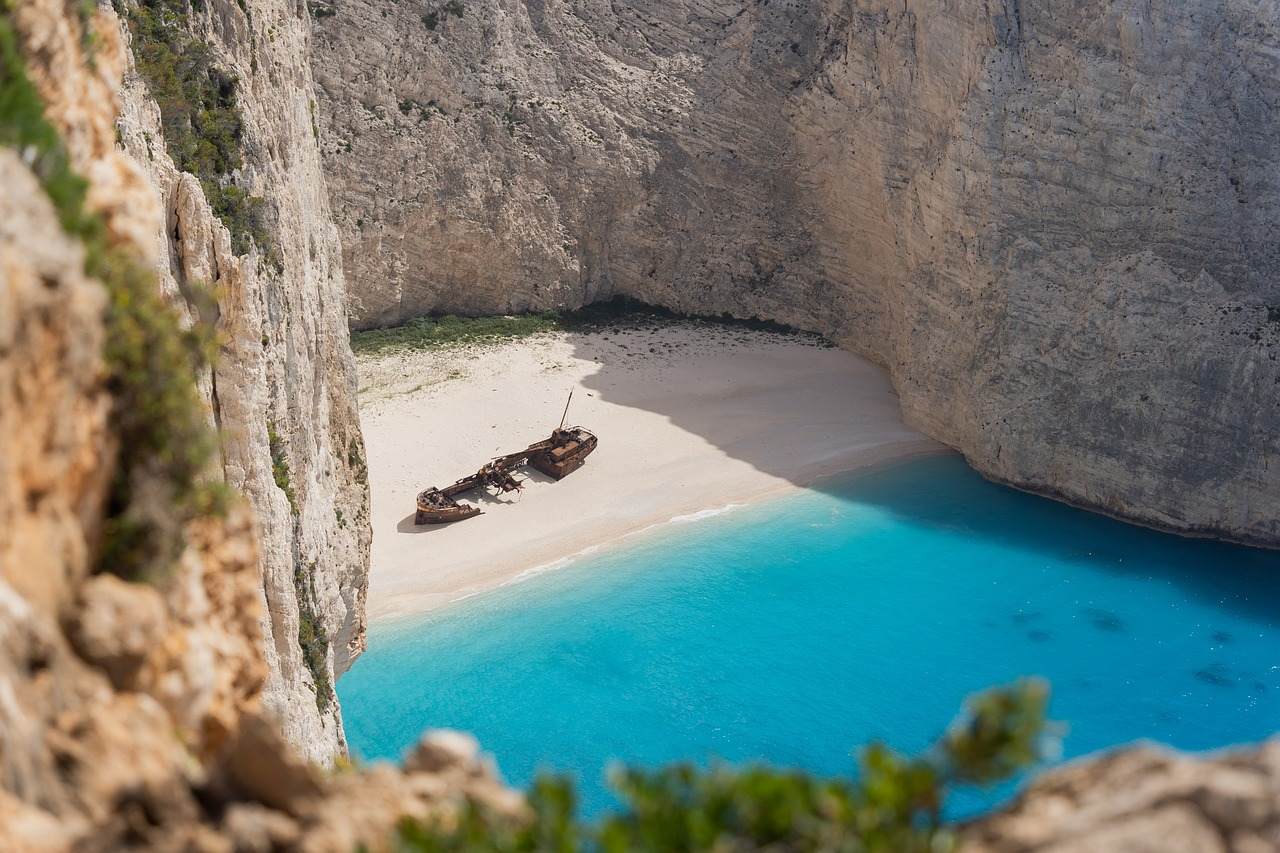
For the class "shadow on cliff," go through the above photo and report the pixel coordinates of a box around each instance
[557,310,1280,631]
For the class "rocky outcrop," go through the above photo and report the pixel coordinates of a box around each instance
[313,0,1280,547]
[112,0,371,762]
[964,742,1280,852]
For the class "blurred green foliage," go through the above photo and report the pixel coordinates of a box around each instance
[394,680,1053,852]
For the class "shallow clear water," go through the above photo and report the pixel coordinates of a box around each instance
[339,455,1280,816]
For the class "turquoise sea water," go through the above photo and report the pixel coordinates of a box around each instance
[339,455,1280,816]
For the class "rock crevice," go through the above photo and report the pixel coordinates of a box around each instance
[112,0,371,762]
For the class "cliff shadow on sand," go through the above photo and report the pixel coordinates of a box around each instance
[543,309,1280,631]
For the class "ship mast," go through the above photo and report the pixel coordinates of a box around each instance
[557,389,574,431]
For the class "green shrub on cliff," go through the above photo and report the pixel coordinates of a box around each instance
[294,562,334,713]
[422,0,463,31]
[121,0,272,257]
[1,2,224,581]
[268,425,297,513]
[395,680,1053,852]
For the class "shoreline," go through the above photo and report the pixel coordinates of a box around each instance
[356,323,944,623]
[414,439,949,622]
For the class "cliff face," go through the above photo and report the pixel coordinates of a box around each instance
[313,0,1280,547]
[0,4,510,847]
[4,6,1280,848]
[0,0,266,834]
[110,0,371,761]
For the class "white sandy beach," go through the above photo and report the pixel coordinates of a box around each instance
[357,322,943,620]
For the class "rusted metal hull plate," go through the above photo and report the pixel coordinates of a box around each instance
[414,504,482,525]
[414,427,598,524]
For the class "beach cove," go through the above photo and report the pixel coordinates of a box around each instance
[347,317,1280,817]
[356,319,941,620]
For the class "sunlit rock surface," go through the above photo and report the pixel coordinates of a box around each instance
[314,0,1280,547]
[114,0,372,761]
[4,1,1280,848]
[965,743,1280,852]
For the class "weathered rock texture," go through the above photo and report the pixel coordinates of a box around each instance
[5,76,1280,842]
[6,1,1280,849]
[963,742,1280,852]
[113,0,371,761]
[314,0,1280,547]
[0,4,516,849]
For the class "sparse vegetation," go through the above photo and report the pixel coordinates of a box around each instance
[120,0,273,258]
[2,1,226,582]
[502,94,522,136]
[349,299,833,357]
[396,680,1053,851]
[294,562,333,713]
[347,436,367,486]
[351,311,567,355]
[422,0,462,30]
[268,425,297,513]
[398,97,442,121]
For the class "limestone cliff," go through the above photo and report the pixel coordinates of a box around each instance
[112,0,371,762]
[0,3,512,848]
[4,5,1280,849]
[313,0,1280,548]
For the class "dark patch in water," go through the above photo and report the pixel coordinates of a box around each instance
[1027,629,1052,642]
[1082,607,1126,633]
[1194,664,1235,687]
[1254,681,1268,693]
[1212,630,1234,644]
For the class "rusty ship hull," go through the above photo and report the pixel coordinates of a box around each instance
[413,425,599,525]
[414,499,482,525]
[529,427,599,480]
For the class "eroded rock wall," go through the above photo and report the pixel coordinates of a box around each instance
[110,0,371,761]
[314,0,1280,547]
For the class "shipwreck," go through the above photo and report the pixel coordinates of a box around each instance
[414,393,599,525]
